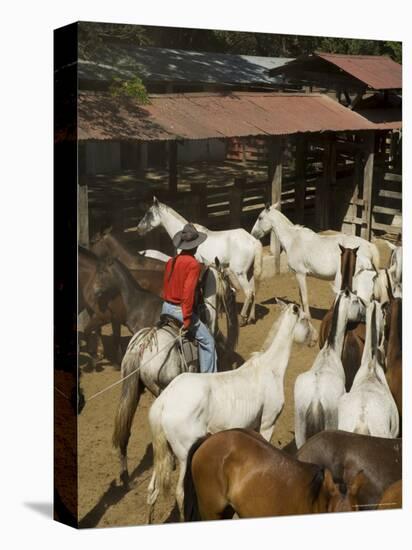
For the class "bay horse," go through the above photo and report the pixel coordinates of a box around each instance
[112,258,239,486]
[146,302,314,521]
[296,430,402,510]
[384,274,402,432]
[294,289,364,448]
[136,197,263,325]
[183,429,365,520]
[251,203,379,333]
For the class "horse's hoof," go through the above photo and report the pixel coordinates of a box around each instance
[239,317,247,327]
[120,471,130,488]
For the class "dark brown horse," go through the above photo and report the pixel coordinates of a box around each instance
[93,256,163,334]
[183,429,365,521]
[296,430,402,510]
[384,274,402,431]
[319,246,365,391]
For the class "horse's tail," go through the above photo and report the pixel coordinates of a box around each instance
[112,337,144,455]
[305,400,325,442]
[149,399,174,498]
[253,238,263,294]
[183,435,210,521]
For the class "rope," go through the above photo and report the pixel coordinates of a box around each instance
[85,335,180,403]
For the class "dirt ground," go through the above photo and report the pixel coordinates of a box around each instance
[77,241,391,528]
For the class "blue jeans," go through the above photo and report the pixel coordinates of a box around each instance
[161,302,217,373]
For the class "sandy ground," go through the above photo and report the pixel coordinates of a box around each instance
[76,241,391,528]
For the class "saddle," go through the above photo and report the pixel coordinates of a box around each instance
[157,314,199,371]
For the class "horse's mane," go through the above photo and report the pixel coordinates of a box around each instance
[158,201,187,224]
[260,312,284,352]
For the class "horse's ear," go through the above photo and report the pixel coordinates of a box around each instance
[275,297,287,309]
[353,246,359,255]
[339,244,345,254]
[265,202,271,211]
[323,469,339,497]
[215,256,220,269]
[153,196,159,207]
[103,225,112,235]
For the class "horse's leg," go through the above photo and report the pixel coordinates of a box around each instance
[236,272,253,326]
[247,276,256,324]
[295,271,318,345]
[146,470,159,524]
[175,458,187,521]
[111,320,122,366]
[259,424,275,442]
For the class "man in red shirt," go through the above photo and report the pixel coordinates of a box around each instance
[162,223,217,373]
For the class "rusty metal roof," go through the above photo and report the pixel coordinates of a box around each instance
[316,53,402,90]
[270,52,402,90]
[78,91,385,142]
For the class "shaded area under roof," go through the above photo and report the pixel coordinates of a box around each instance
[77,91,392,143]
[270,52,402,90]
[78,45,291,86]
[353,92,402,129]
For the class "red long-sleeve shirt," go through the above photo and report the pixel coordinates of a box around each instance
[162,252,201,328]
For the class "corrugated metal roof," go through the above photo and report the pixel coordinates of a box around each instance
[270,52,401,90]
[78,45,291,86]
[316,53,402,90]
[78,91,381,142]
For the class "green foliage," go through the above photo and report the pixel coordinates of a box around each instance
[109,76,150,104]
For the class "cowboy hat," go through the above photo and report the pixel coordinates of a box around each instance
[172,223,207,250]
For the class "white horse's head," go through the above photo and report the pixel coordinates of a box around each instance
[251,203,277,240]
[276,299,316,346]
[137,196,163,235]
[340,288,365,323]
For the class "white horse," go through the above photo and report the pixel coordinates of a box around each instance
[294,289,364,449]
[251,204,380,329]
[146,301,315,521]
[338,300,399,438]
[112,261,238,485]
[137,197,263,325]
[138,249,171,262]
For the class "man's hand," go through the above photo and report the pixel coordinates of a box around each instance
[179,326,189,338]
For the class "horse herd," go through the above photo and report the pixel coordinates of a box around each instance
[78,197,403,523]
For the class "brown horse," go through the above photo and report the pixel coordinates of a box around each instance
[378,480,402,510]
[296,430,402,510]
[183,429,365,521]
[319,246,365,391]
[384,274,402,431]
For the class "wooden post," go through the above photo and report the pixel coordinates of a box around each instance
[78,181,89,247]
[267,136,283,273]
[361,131,375,241]
[315,133,335,230]
[230,177,244,229]
[168,141,178,194]
[295,134,307,224]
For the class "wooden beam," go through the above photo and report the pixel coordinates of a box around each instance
[78,181,89,247]
[295,135,307,224]
[230,177,244,229]
[168,141,178,194]
[315,133,336,230]
[361,131,375,240]
[267,136,283,274]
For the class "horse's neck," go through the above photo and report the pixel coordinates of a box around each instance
[105,235,135,264]
[159,206,186,238]
[266,210,295,250]
[259,313,296,378]
[112,261,141,308]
